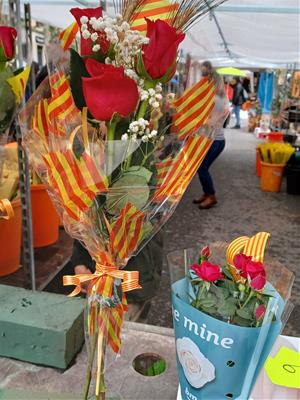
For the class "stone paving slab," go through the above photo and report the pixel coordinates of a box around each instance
[0,322,178,400]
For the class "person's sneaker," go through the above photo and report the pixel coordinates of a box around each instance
[231,125,241,129]
[198,195,217,209]
[193,194,209,204]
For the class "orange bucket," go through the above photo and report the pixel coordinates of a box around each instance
[260,162,285,192]
[256,149,262,177]
[0,199,22,277]
[31,184,59,247]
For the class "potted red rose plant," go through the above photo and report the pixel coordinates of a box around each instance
[169,233,294,400]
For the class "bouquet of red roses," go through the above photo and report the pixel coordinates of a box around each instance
[19,1,227,398]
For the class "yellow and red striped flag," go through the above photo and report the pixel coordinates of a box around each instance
[98,300,127,353]
[43,150,108,220]
[32,99,49,143]
[173,77,216,140]
[48,73,79,123]
[226,232,270,265]
[7,66,31,104]
[59,21,79,51]
[131,0,179,33]
[154,135,212,201]
[110,203,145,260]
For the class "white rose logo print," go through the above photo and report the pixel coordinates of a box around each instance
[176,337,215,389]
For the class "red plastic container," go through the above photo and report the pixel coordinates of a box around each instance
[267,132,283,142]
[256,149,262,177]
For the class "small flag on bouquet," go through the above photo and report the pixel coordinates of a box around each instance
[32,99,49,143]
[110,203,145,260]
[173,77,216,140]
[154,135,212,201]
[44,150,108,220]
[59,22,79,51]
[7,66,31,104]
[48,73,79,122]
[131,0,178,32]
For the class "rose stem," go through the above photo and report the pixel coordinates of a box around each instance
[125,80,156,170]
[82,329,98,400]
[107,119,117,184]
[95,327,106,400]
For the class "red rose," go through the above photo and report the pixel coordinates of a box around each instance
[82,59,139,121]
[191,261,224,282]
[141,19,185,81]
[70,7,110,56]
[0,26,17,62]
[234,254,266,280]
[233,254,252,272]
[255,304,266,320]
[243,260,266,280]
[200,246,211,259]
[250,274,266,291]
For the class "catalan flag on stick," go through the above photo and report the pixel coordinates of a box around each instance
[110,203,145,260]
[131,0,179,33]
[7,66,31,104]
[173,77,216,140]
[32,99,49,143]
[44,150,108,220]
[48,73,79,123]
[154,135,212,201]
[59,21,79,51]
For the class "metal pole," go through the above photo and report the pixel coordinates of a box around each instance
[12,0,36,290]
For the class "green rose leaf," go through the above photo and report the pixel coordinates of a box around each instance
[70,48,90,111]
[106,174,149,215]
[217,298,237,318]
[232,315,253,327]
[210,285,230,301]
[200,298,217,308]
[236,307,254,320]
[125,166,153,183]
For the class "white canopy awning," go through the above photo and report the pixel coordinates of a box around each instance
[17,0,300,68]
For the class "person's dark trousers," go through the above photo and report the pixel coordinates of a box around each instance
[197,140,225,195]
[233,105,241,127]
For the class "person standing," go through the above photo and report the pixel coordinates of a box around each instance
[193,61,227,210]
[230,77,244,129]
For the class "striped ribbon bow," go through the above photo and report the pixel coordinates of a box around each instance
[0,199,14,220]
[226,232,270,265]
[63,263,141,298]
[63,262,141,353]
[226,232,270,281]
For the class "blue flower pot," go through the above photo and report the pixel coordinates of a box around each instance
[172,278,284,400]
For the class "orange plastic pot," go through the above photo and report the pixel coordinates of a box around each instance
[260,162,285,193]
[31,184,59,248]
[0,199,22,277]
[256,149,262,177]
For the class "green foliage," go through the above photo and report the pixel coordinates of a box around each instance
[124,166,153,183]
[106,174,149,215]
[145,359,166,376]
[69,49,90,111]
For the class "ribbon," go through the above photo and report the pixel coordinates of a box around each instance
[63,263,141,298]
[226,232,270,281]
[0,199,14,220]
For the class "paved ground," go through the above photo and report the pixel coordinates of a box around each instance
[147,126,300,337]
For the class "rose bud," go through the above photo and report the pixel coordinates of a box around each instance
[0,26,17,62]
[200,246,211,259]
[255,304,266,320]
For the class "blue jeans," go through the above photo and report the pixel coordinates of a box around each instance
[197,140,225,195]
[233,105,241,126]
